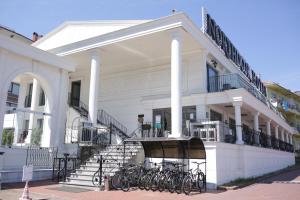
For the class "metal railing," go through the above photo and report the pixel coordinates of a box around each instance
[26,146,58,169]
[52,153,80,182]
[65,123,111,146]
[79,126,110,146]
[97,110,128,137]
[242,128,294,152]
[187,120,231,142]
[208,73,267,104]
[129,120,294,153]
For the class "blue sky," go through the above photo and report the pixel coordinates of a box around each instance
[0,0,299,91]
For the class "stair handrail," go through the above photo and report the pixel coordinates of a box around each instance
[97,109,128,135]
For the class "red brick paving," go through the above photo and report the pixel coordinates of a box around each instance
[2,168,300,200]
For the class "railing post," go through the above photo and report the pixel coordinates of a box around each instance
[109,123,112,144]
[99,155,103,187]
[63,153,69,182]
[57,158,61,182]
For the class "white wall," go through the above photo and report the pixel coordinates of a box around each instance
[0,147,54,183]
[205,142,295,188]
[0,39,71,150]
[70,53,207,134]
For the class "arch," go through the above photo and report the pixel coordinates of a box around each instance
[0,49,70,148]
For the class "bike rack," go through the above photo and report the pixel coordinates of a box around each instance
[123,136,207,192]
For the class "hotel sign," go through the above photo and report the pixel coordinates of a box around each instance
[202,9,266,96]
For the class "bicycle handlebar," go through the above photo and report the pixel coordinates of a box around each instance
[192,161,206,165]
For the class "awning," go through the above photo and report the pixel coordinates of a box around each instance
[124,136,206,159]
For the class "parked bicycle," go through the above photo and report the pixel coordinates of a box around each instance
[182,161,206,195]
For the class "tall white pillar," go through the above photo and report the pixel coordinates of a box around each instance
[266,120,272,147]
[196,105,208,121]
[254,112,260,131]
[14,80,27,144]
[171,31,182,138]
[281,129,285,142]
[25,78,39,144]
[233,100,243,144]
[88,51,100,125]
[266,120,271,136]
[275,125,279,139]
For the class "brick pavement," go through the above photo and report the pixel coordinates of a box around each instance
[1,168,300,200]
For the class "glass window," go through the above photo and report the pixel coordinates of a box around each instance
[39,89,45,106]
[207,63,219,92]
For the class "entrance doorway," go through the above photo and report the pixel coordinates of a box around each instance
[70,81,81,107]
[152,106,197,136]
[153,108,171,136]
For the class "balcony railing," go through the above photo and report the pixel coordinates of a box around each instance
[129,120,294,153]
[208,73,267,104]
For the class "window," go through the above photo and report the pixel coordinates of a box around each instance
[6,82,20,107]
[210,109,222,121]
[8,82,20,96]
[207,63,219,92]
[24,83,33,108]
[39,89,45,106]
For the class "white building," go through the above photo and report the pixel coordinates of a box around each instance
[0,10,296,188]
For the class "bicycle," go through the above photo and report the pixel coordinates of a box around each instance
[182,161,206,195]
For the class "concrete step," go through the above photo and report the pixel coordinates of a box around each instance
[64,178,96,187]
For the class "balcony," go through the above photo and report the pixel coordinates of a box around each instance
[130,120,294,153]
[208,73,267,104]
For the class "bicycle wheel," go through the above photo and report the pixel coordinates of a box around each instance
[92,172,101,186]
[158,174,167,192]
[111,173,121,190]
[174,175,183,194]
[138,174,147,190]
[168,174,176,193]
[144,175,152,191]
[182,175,192,195]
[150,174,159,191]
[197,172,205,192]
[120,176,130,192]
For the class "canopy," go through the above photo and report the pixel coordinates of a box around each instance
[124,136,206,159]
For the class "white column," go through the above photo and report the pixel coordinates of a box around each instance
[196,105,208,121]
[266,120,271,147]
[281,129,285,142]
[88,51,100,125]
[233,100,243,144]
[275,125,279,139]
[25,78,39,144]
[171,31,182,138]
[254,112,260,132]
[266,120,271,136]
[14,80,27,144]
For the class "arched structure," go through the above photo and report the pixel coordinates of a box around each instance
[0,34,75,148]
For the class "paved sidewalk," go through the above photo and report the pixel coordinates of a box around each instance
[1,168,300,200]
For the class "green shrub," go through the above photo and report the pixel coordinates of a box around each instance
[30,128,42,146]
[2,129,14,146]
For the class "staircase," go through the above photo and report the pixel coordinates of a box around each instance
[63,102,142,187]
[63,143,143,187]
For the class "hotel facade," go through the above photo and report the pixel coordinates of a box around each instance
[0,9,296,188]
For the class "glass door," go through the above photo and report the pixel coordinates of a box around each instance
[153,108,171,137]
